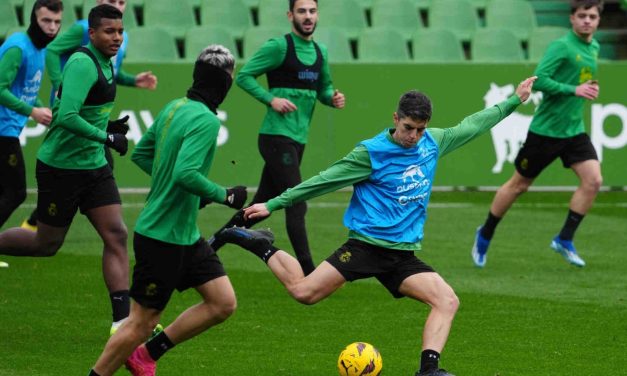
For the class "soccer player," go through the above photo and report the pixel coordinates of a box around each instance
[87,45,245,376]
[21,0,157,230]
[0,4,131,334]
[471,0,603,268]
[0,0,62,230]
[208,0,345,275]
[218,77,537,376]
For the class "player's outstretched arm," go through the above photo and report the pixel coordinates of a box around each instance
[515,76,537,102]
[244,203,270,220]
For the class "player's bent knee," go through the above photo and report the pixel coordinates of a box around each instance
[36,239,63,257]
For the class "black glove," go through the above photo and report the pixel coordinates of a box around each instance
[106,115,130,135]
[104,133,128,156]
[224,186,247,209]
[199,197,213,209]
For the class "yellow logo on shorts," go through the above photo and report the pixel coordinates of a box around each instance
[8,154,17,167]
[48,203,58,216]
[339,251,352,263]
[520,158,528,170]
[146,283,157,296]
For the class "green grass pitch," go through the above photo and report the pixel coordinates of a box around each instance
[1,191,626,375]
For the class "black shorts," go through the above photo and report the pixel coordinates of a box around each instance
[35,160,121,227]
[130,233,227,311]
[514,132,598,178]
[326,239,435,298]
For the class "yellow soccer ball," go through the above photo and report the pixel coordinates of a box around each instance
[337,342,383,376]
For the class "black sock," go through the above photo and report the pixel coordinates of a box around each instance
[145,331,175,361]
[27,209,37,226]
[256,245,279,263]
[558,209,584,241]
[110,290,130,322]
[88,369,100,376]
[480,211,502,240]
[420,349,440,373]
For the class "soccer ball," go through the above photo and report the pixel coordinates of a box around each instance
[337,342,383,376]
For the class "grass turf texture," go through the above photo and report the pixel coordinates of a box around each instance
[0,191,625,375]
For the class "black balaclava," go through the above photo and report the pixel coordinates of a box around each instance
[186,60,233,114]
[27,2,57,49]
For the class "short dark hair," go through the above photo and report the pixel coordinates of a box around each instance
[570,0,603,14]
[397,90,432,121]
[88,4,123,29]
[289,0,318,11]
[33,0,63,13]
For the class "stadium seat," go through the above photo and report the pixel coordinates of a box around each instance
[371,0,423,39]
[257,0,290,28]
[357,27,410,63]
[471,28,525,62]
[528,26,568,62]
[410,0,432,11]
[317,0,367,39]
[468,0,488,10]
[242,26,285,61]
[143,0,196,39]
[485,0,537,42]
[184,26,237,61]
[412,28,465,62]
[596,29,626,60]
[314,27,354,63]
[529,0,571,28]
[124,27,179,62]
[429,0,479,41]
[200,0,253,40]
[354,0,375,12]
[0,1,20,30]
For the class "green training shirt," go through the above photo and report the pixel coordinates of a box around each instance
[236,31,336,144]
[266,95,522,251]
[37,44,113,169]
[45,23,135,91]
[132,97,228,246]
[0,47,43,116]
[529,30,599,138]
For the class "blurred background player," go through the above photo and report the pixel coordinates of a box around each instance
[471,0,604,268]
[208,0,345,275]
[219,77,536,376]
[0,0,63,266]
[88,45,246,376]
[21,0,157,231]
[0,4,131,334]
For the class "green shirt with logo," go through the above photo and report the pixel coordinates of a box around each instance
[529,30,599,138]
[38,43,112,169]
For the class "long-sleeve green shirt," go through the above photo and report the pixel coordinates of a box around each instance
[37,43,113,169]
[132,97,228,245]
[45,22,135,92]
[529,30,599,138]
[236,32,336,144]
[266,95,522,250]
[0,47,43,116]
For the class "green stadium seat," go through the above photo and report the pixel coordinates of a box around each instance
[317,0,367,39]
[184,26,237,61]
[468,0,489,10]
[595,29,627,60]
[143,0,196,39]
[371,0,423,39]
[412,28,465,62]
[124,27,179,62]
[242,26,285,61]
[529,0,571,28]
[0,1,20,30]
[485,0,537,42]
[200,0,253,40]
[411,0,432,11]
[528,26,568,62]
[471,28,525,62]
[354,0,375,12]
[357,27,410,63]
[314,27,354,63]
[241,0,259,9]
[429,0,479,41]
[257,0,290,28]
